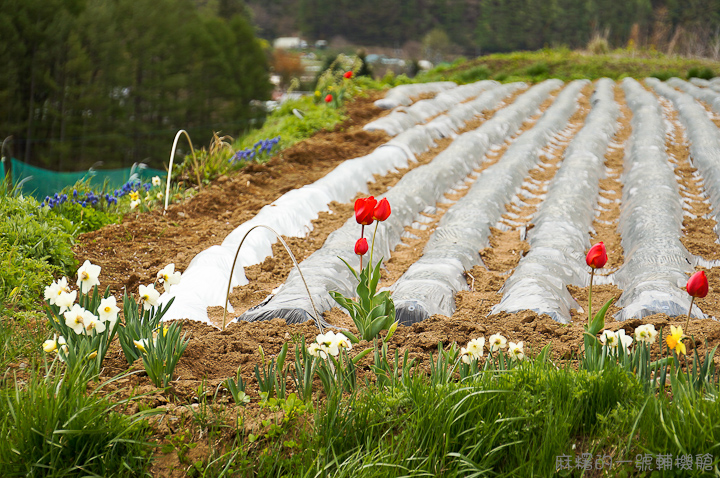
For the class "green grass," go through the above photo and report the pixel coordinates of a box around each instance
[421,48,720,84]
[0,362,156,477]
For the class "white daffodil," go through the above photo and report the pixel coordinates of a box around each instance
[635,324,658,344]
[508,341,524,361]
[56,336,68,362]
[64,304,88,335]
[152,176,161,187]
[133,338,150,353]
[43,335,59,353]
[617,329,633,351]
[77,260,101,294]
[466,337,485,359]
[316,331,341,357]
[138,284,160,311]
[157,264,182,292]
[156,192,163,200]
[488,333,507,352]
[44,277,71,305]
[599,330,618,348]
[130,199,140,210]
[56,290,77,314]
[460,347,472,364]
[98,296,120,328]
[335,333,352,351]
[82,311,105,335]
[307,343,326,359]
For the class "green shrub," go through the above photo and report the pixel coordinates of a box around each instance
[55,202,120,234]
[650,70,680,81]
[453,65,491,83]
[687,66,715,80]
[0,194,77,275]
[525,61,550,79]
[0,242,57,310]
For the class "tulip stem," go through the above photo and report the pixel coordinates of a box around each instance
[685,296,695,333]
[369,222,379,270]
[359,225,365,271]
[588,269,594,325]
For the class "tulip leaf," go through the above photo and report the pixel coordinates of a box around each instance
[352,348,373,364]
[336,256,359,281]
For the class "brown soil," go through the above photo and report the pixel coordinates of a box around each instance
[70,84,720,476]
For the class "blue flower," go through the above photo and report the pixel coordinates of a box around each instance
[73,190,78,198]
[81,200,87,207]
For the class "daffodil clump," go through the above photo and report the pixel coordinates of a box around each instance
[128,175,166,212]
[43,260,121,376]
[42,259,188,386]
[459,334,525,366]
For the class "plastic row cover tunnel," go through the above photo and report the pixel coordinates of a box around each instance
[381,83,526,159]
[364,80,500,136]
[235,79,564,325]
[390,80,587,325]
[649,78,720,241]
[158,83,521,325]
[489,78,619,323]
[374,81,457,109]
[666,77,720,116]
[612,78,702,321]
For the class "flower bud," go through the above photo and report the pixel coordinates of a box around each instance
[344,71,353,79]
[687,270,709,298]
[325,94,333,103]
[354,238,369,256]
[586,242,607,269]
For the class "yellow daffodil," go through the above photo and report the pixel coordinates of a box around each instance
[666,325,687,355]
[129,190,139,201]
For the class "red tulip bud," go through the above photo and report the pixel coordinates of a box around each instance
[325,94,333,103]
[354,196,377,226]
[344,71,353,79]
[586,242,607,269]
[373,198,391,222]
[687,270,709,298]
[354,238,368,256]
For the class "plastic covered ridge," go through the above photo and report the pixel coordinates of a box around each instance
[611,78,703,321]
[373,81,457,110]
[491,78,619,323]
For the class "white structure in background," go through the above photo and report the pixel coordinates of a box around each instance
[273,37,305,50]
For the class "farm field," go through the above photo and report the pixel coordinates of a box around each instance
[79,77,720,376]
[9,71,720,476]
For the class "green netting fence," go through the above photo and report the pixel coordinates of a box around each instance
[4,158,166,200]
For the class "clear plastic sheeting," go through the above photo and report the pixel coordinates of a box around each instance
[373,81,457,110]
[236,79,564,325]
[612,78,703,321]
[666,77,720,115]
[424,83,526,139]
[389,80,586,325]
[491,78,619,323]
[689,78,711,87]
[364,80,500,136]
[648,78,720,239]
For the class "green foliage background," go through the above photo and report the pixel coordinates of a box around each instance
[0,0,271,171]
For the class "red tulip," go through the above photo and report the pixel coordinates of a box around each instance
[373,198,391,222]
[586,242,607,269]
[354,238,368,256]
[354,196,377,226]
[325,94,333,103]
[687,270,709,298]
[344,71,353,79]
